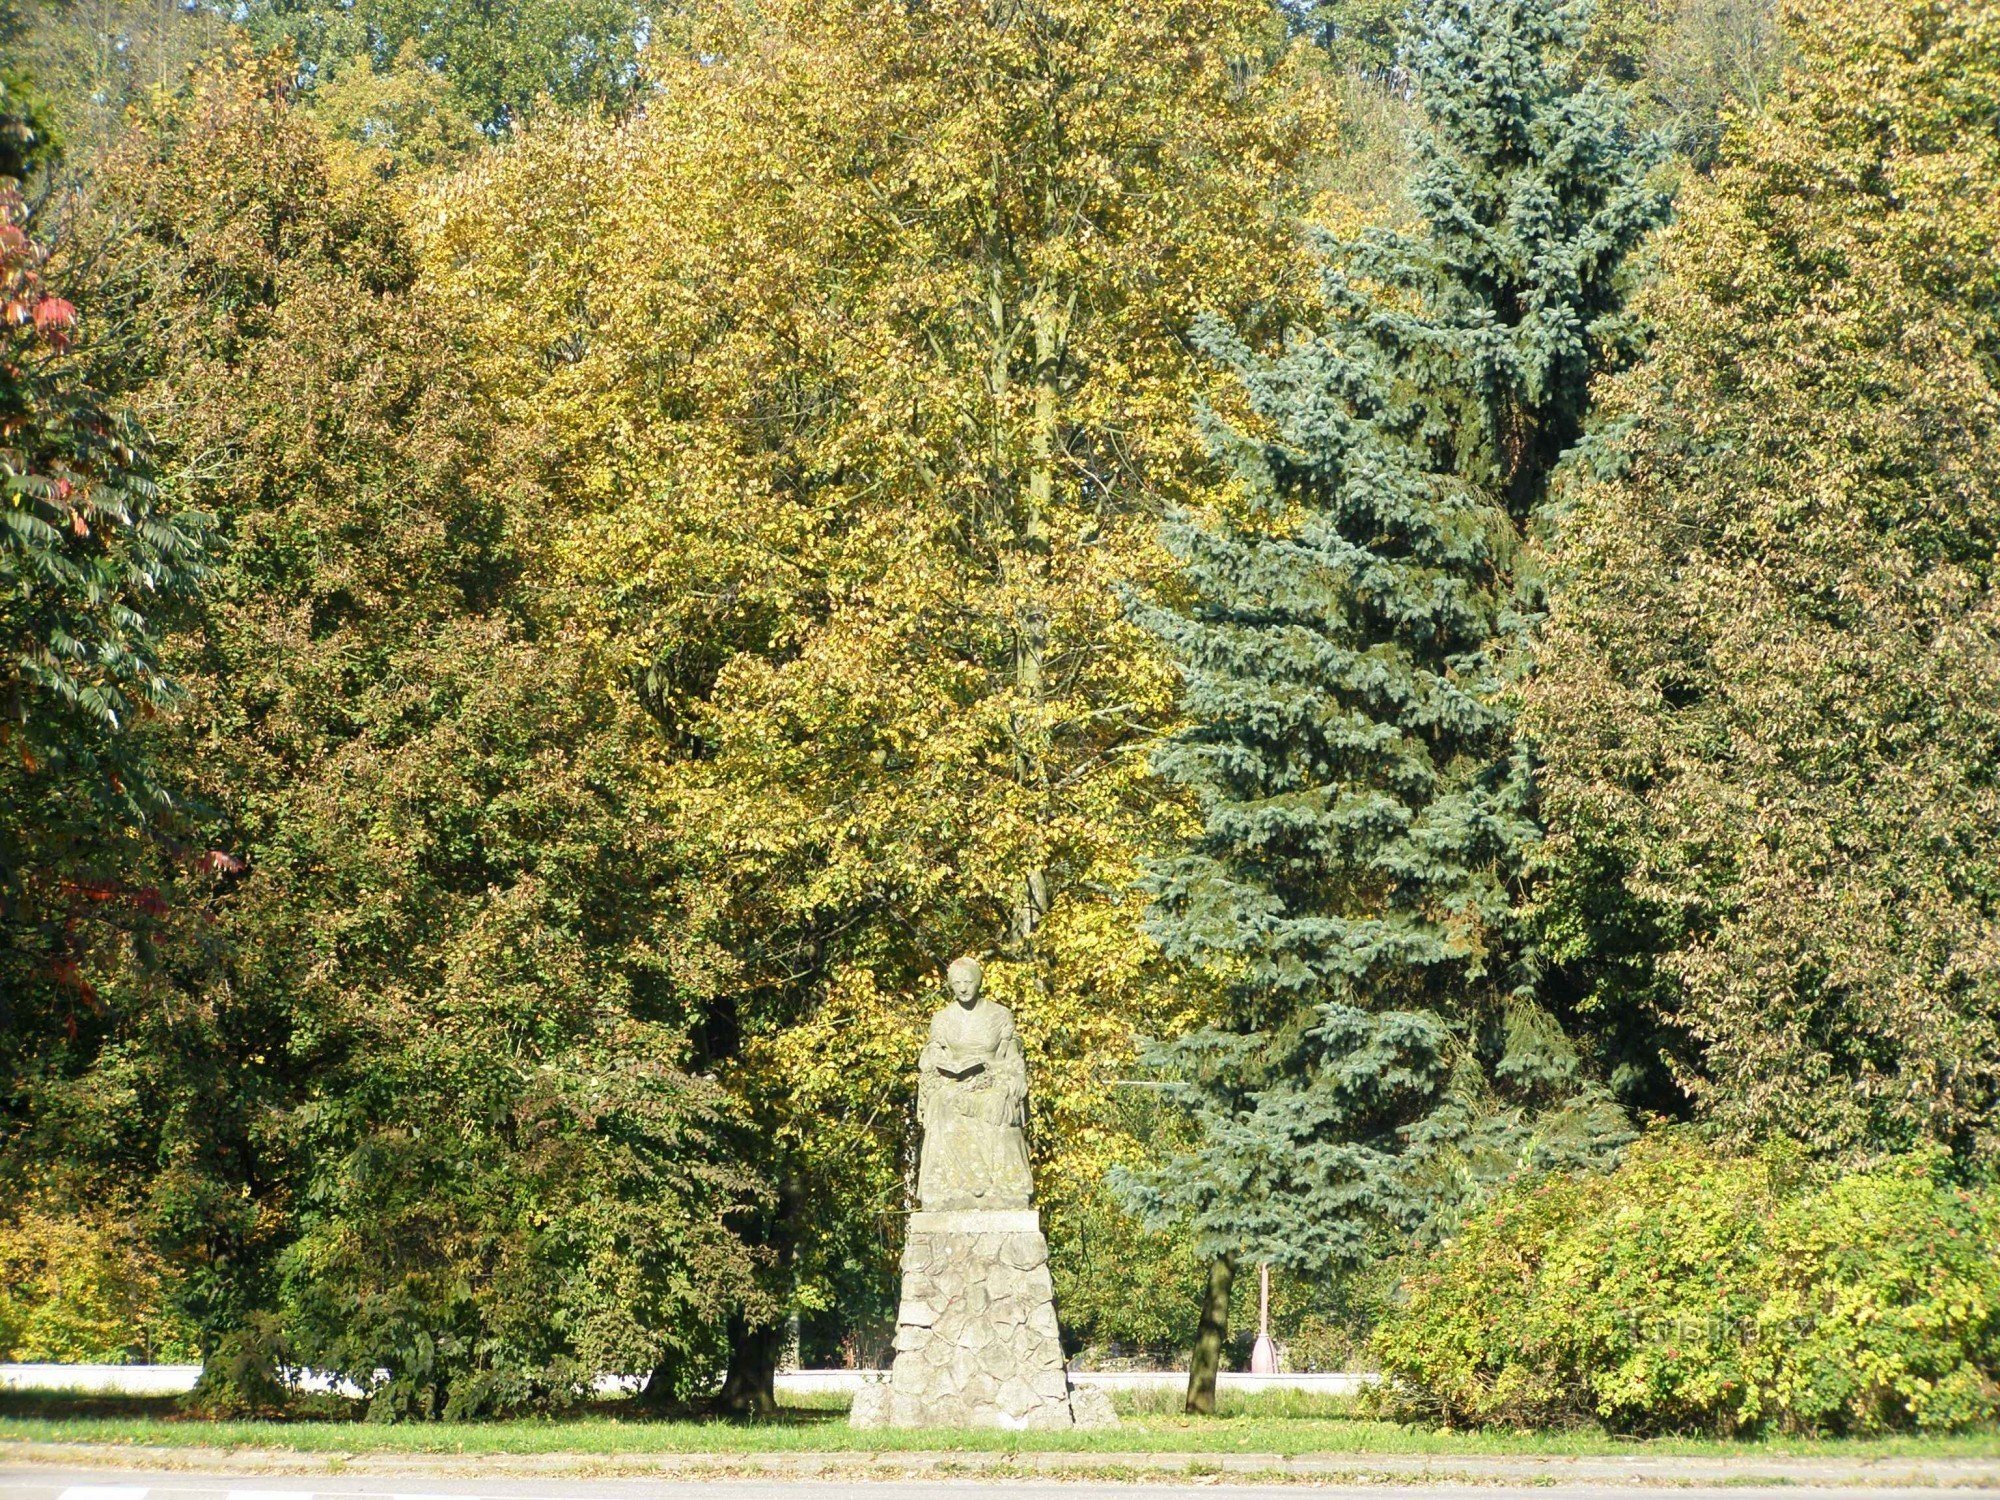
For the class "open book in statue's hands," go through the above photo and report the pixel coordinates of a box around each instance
[931,1047,989,1081]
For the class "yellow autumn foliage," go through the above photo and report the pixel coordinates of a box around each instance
[422,0,1343,1324]
[1525,0,2000,1158]
[0,1205,198,1363]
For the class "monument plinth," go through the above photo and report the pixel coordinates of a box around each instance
[850,956,1115,1430]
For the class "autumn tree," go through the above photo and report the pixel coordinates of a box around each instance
[9,55,766,1413]
[1524,0,2000,1161]
[424,0,1337,1403]
[0,89,213,1228]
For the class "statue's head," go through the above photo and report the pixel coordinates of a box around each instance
[947,955,984,1006]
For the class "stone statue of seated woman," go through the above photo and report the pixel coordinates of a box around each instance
[916,955,1034,1212]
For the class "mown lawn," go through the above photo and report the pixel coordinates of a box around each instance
[3,1389,1998,1458]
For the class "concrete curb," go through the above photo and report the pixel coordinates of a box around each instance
[5,1442,1999,1488]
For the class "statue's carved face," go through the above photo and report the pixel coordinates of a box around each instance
[948,957,983,1006]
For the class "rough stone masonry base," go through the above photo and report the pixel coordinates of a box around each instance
[849,1209,1114,1429]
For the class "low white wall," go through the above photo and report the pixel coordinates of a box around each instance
[1076,1371,1376,1395]
[1,1363,1377,1398]
[806,1370,1375,1395]
[0,1363,202,1394]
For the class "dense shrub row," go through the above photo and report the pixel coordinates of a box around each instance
[1372,1137,2000,1435]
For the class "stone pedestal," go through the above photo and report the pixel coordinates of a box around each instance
[851,1208,1106,1429]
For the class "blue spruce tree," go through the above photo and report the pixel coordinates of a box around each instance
[1120,0,1669,1392]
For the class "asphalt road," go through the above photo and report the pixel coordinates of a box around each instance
[4,1464,1998,1500]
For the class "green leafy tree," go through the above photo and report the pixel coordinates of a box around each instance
[0,158,211,1158]
[0,189,205,807]
[1122,0,1668,1406]
[1523,0,2000,1161]
[0,0,62,184]
[1581,0,1785,169]
[244,0,653,130]
[5,55,766,1413]
[1285,0,1405,73]
[7,0,226,158]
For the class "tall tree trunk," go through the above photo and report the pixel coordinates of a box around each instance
[1010,292,1062,953]
[1185,1253,1235,1416]
[718,1308,784,1417]
[717,1169,802,1418]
